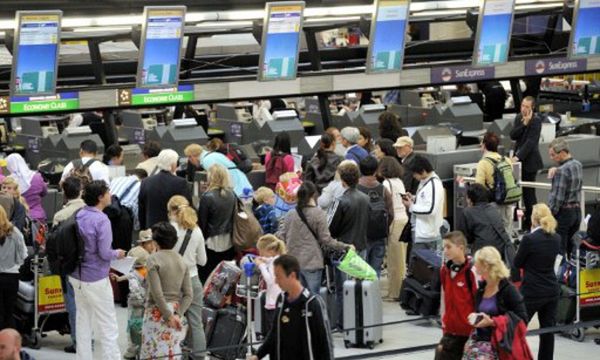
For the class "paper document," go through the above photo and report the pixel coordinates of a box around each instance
[111,257,136,275]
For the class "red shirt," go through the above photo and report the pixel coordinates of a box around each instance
[440,258,478,337]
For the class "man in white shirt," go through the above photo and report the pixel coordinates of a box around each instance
[402,155,444,253]
[60,140,110,185]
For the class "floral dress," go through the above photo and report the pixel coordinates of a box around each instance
[140,302,188,360]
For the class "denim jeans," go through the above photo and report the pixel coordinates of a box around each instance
[366,239,386,278]
[63,276,77,344]
[300,269,322,295]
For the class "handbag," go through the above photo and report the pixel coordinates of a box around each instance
[231,196,262,252]
[462,332,498,360]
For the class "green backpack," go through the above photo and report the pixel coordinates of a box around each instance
[485,157,522,205]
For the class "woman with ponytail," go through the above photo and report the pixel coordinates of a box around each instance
[276,181,351,294]
[167,195,207,359]
[303,133,342,193]
[514,203,561,360]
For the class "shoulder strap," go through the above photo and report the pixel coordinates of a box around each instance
[178,229,193,256]
[82,158,97,169]
[464,263,475,299]
[297,208,319,242]
[150,166,159,176]
[119,180,138,201]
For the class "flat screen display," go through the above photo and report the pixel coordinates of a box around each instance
[137,6,186,88]
[10,11,62,97]
[569,0,600,58]
[366,0,411,74]
[258,2,305,81]
[473,0,515,66]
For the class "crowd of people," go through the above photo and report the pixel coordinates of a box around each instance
[0,97,597,360]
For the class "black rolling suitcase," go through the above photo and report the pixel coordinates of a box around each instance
[409,248,442,285]
[201,306,218,344]
[399,276,440,316]
[207,306,247,360]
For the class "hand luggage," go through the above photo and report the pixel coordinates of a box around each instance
[319,266,337,325]
[556,284,576,325]
[202,306,218,344]
[16,280,35,314]
[208,306,247,360]
[399,276,440,316]
[409,248,442,286]
[204,261,242,309]
[343,279,383,349]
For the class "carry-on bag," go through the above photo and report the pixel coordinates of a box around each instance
[204,261,242,309]
[201,306,218,344]
[207,306,247,360]
[342,279,383,349]
[409,248,442,285]
[399,276,440,316]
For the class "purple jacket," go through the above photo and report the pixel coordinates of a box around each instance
[22,172,48,222]
[72,206,119,282]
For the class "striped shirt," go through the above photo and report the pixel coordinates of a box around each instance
[548,158,583,215]
[110,175,141,229]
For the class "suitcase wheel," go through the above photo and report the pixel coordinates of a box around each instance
[344,340,350,349]
[367,342,375,350]
[570,327,585,342]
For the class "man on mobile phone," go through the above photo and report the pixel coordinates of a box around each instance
[509,96,543,231]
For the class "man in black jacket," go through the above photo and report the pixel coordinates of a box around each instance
[510,96,543,230]
[138,149,192,229]
[252,255,333,360]
[328,160,369,330]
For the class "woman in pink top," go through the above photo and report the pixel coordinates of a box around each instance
[6,153,48,223]
[265,133,295,189]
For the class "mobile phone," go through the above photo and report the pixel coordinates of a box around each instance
[468,313,484,326]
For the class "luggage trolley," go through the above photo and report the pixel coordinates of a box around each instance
[15,250,69,349]
[563,234,600,342]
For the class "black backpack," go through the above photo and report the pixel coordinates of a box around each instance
[45,210,85,276]
[357,183,389,240]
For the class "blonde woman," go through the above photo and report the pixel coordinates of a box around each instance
[2,177,30,236]
[167,195,207,359]
[184,143,253,197]
[513,204,561,360]
[463,246,528,359]
[0,206,27,329]
[197,164,236,282]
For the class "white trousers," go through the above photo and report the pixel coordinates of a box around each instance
[69,276,122,360]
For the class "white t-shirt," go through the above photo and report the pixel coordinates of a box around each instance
[171,222,207,279]
[60,156,110,185]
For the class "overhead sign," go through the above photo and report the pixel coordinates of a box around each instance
[366,0,411,74]
[431,65,495,84]
[473,0,515,66]
[258,2,305,81]
[569,0,600,58]
[137,6,186,88]
[117,85,194,106]
[524,58,588,76]
[10,11,62,97]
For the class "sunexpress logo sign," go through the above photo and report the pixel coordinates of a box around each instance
[431,65,495,84]
[525,58,588,76]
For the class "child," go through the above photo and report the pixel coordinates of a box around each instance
[435,231,478,360]
[253,187,278,234]
[113,229,156,360]
[254,234,286,336]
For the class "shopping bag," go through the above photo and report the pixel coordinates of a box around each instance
[336,248,377,281]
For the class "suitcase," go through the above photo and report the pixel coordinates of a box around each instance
[409,248,442,285]
[343,279,383,349]
[253,291,268,339]
[319,266,337,325]
[399,276,440,316]
[202,306,218,344]
[208,306,247,360]
[17,280,35,314]
[204,261,242,309]
[556,284,576,324]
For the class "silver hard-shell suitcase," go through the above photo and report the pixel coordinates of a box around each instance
[342,279,383,349]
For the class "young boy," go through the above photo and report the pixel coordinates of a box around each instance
[113,229,156,360]
[253,186,279,234]
[435,231,478,360]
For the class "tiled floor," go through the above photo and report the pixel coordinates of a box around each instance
[26,279,600,360]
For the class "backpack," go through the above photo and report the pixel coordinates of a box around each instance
[223,144,252,174]
[69,158,97,182]
[485,157,522,205]
[357,183,389,240]
[45,210,85,276]
[265,153,286,189]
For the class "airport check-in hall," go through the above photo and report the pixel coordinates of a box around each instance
[0,0,599,360]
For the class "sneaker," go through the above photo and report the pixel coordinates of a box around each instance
[64,344,76,353]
